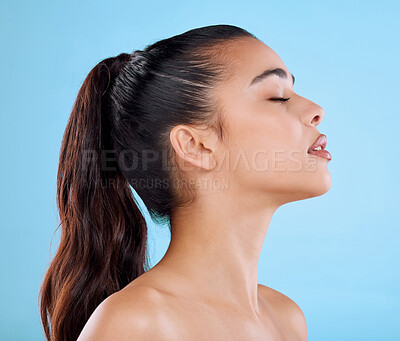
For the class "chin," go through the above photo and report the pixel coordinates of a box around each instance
[303,171,332,199]
[300,155,332,198]
[274,171,332,205]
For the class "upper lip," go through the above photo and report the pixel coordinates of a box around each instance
[308,133,327,152]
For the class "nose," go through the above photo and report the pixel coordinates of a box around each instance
[301,100,325,127]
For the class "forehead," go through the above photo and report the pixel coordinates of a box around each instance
[221,38,291,90]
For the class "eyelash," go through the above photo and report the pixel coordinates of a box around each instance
[270,97,291,102]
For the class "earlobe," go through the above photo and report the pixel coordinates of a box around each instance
[197,150,217,171]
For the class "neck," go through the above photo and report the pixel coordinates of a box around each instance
[154,192,279,316]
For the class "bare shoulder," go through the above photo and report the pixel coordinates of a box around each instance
[77,284,171,341]
[258,284,308,340]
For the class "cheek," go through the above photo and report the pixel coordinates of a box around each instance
[236,115,302,160]
[223,100,304,174]
[226,120,302,178]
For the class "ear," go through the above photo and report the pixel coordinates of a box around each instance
[169,124,218,172]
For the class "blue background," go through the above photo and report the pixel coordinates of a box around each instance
[1,0,399,340]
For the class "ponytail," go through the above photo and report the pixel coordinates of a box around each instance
[39,24,256,341]
[39,53,150,341]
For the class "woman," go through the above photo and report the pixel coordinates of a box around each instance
[39,24,331,341]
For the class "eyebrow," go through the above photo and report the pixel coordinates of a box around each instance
[249,67,295,87]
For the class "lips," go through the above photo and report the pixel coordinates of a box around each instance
[307,134,332,161]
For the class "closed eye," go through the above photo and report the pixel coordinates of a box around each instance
[270,97,290,102]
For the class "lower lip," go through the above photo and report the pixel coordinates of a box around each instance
[308,149,332,160]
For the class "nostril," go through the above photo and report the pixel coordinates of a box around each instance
[311,115,320,125]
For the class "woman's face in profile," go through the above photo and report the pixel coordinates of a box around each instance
[213,38,331,206]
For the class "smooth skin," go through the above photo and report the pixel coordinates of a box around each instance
[78,37,331,340]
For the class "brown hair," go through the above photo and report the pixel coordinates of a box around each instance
[39,24,256,341]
